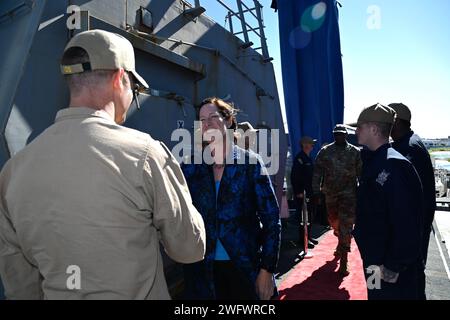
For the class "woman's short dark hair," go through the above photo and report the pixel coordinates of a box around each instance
[198,97,239,130]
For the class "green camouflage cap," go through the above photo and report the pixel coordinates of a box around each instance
[333,124,348,134]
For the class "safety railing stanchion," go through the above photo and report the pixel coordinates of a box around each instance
[302,191,313,258]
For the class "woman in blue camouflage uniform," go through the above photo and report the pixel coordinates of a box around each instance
[181,97,281,300]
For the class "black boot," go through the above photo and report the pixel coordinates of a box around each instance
[307,225,318,245]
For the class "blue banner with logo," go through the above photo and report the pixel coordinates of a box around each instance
[277,0,344,156]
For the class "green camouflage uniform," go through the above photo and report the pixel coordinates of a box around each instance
[312,142,362,254]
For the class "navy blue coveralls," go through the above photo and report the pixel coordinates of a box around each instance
[353,144,424,300]
[392,130,436,299]
[290,151,314,199]
[290,151,314,238]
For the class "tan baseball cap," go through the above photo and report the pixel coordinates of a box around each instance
[300,136,317,145]
[61,29,149,90]
[388,103,411,122]
[357,103,396,126]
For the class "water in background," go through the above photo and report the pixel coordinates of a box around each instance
[435,160,450,171]
[431,151,450,171]
[431,151,450,160]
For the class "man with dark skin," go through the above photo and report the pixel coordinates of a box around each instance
[389,102,436,300]
[312,125,362,276]
[334,132,346,145]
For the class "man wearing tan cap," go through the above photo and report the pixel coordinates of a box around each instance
[0,30,205,299]
[290,136,318,249]
[353,103,424,300]
[389,102,435,300]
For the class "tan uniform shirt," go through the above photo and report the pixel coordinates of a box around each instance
[0,107,205,299]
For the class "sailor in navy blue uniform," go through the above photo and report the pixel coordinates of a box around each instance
[389,103,436,300]
[290,136,318,248]
[353,103,424,300]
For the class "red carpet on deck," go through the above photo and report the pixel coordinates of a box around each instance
[277,231,368,300]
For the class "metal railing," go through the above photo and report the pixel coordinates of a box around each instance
[192,0,271,61]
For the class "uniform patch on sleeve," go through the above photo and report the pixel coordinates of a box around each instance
[376,170,390,186]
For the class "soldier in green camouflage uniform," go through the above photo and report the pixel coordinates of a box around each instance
[312,124,362,276]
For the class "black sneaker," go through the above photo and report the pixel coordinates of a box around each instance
[309,237,319,245]
[307,240,315,249]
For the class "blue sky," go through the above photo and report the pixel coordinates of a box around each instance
[205,0,450,139]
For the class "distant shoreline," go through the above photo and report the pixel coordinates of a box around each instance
[429,147,450,153]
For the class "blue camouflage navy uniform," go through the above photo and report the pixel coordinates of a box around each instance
[392,130,436,299]
[353,144,424,300]
[181,145,281,299]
